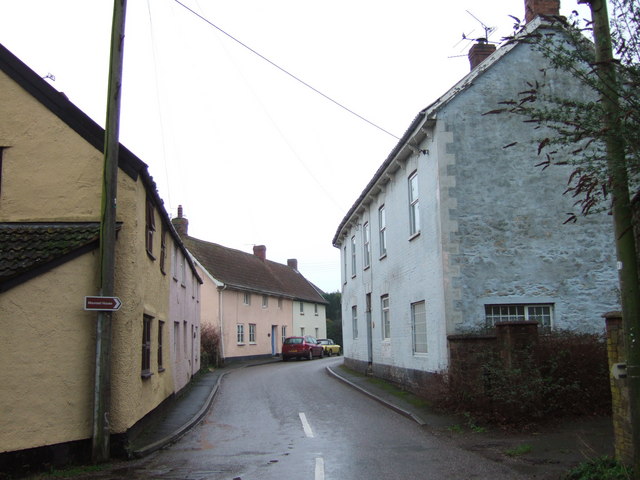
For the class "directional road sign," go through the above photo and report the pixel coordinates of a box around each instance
[84,296,122,311]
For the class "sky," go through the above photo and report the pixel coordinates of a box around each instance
[0,0,595,293]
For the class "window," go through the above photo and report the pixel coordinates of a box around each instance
[343,245,348,283]
[379,205,387,257]
[158,320,165,371]
[160,226,167,274]
[315,327,319,338]
[314,304,318,316]
[243,292,251,305]
[381,295,390,339]
[300,327,305,336]
[350,236,357,277]
[249,324,256,343]
[281,325,287,341]
[0,147,4,197]
[485,304,553,330]
[411,301,427,354]
[142,315,152,377]
[145,196,156,256]
[299,302,304,315]
[262,295,268,308]
[183,321,188,357]
[174,322,180,357]
[363,222,371,269]
[237,324,245,343]
[172,245,178,280]
[180,254,186,286]
[278,298,283,309]
[352,305,358,339]
[408,171,420,236]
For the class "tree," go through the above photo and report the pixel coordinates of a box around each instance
[323,291,342,346]
[487,0,640,473]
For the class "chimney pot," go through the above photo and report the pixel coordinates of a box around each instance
[525,0,560,23]
[253,245,266,260]
[287,258,298,270]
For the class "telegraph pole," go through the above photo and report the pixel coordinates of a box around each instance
[579,0,640,475]
[92,0,127,463]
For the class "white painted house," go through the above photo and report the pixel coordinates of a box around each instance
[332,1,619,384]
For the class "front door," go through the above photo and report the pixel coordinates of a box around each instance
[271,325,277,355]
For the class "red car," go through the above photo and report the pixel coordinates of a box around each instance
[282,336,324,361]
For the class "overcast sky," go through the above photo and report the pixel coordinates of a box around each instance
[0,0,594,292]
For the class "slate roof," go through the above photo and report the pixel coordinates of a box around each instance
[0,222,102,292]
[182,236,327,304]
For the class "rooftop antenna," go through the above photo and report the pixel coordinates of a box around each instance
[448,10,499,58]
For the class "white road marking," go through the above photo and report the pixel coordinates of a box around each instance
[299,412,314,438]
[315,457,325,480]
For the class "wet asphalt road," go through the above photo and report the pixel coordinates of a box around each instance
[76,357,527,480]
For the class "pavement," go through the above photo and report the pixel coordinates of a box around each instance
[128,357,615,479]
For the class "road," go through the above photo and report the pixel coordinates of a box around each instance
[79,357,528,479]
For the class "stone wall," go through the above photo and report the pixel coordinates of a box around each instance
[603,311,633,465]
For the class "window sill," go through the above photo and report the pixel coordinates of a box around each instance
[158,367,166,373]
[237,343,245,346]
[141,371,153,379]
[408,232,421,242]
[379,253,387,261]
[363,265,370,271]
[146,251,156,261]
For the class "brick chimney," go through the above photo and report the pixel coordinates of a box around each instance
[287,258,298,270]
[525,0,560,23]
[468,39,497,70]
[253,245,266,261]
[171,204,189,236]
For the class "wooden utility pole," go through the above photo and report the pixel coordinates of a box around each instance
[92,0,127,463]
[579,0,640,475]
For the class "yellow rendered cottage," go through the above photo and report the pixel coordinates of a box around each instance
[0,42,201,469]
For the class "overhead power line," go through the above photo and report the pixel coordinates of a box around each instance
[173,0,400,140]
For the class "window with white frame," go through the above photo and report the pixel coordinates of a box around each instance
[411,301,427,354]
[243,292,251,305]
[314,304,318,316]
[485,304,553,330]
[315,327,319,338]
[299,302,304,315]
[262,295,268,308]
[237,324,245,343]
[278,297,283,309]
[281,325,287,341]
[343,245,348,283]
[350,236,357,277]
[249,323,256,343]
[363,222,371,269]
[381,295,390,339]
[379,205,387,257]
[352,305,358,339]
[408,171,420,236]
[300,327,305,336]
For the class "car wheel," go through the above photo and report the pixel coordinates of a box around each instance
[308,350,313,361]
[327,349,332,357]
[282,355,288,362]
[319,349,324,358]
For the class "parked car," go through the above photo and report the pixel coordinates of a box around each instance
[282,336,324,361]
[317,339,341,356]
